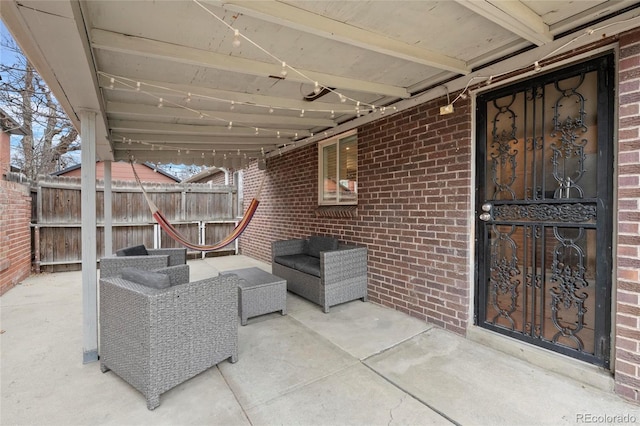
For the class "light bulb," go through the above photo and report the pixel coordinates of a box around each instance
[269,107,274,114]
[109,77,114,90]
[300,109,304,117]
[339,94,346,103]
[330,110,335,118]
[281,62,288,77]
[135,81,141,91]
[228,121,233,129]
[232,29,241,47]
[313,82,321,95]
[186,92,191,103]
[533,61,542,72]
[157,97,164,108]
[230,101,235,110]
[277,131,281,138]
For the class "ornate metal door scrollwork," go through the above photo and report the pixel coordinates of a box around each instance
[476,55,613,368]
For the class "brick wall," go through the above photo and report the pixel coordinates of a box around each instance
[240,31,640,403]
[0,179,32,295]
[241,95,472,334]
[615,28,640,404]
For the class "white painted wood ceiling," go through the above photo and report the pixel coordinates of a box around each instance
[2,0,639,168]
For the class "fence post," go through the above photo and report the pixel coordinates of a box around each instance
[33,225,40,274]
[154,223,160,249]
[200,221,205,259]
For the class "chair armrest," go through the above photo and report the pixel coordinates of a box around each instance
[147,248,187,266]
[271,239,306,260]
[154,264,190,286]
[100,255,169,278]
[321,246,368,286]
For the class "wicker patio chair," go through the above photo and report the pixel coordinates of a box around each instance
[99,269,238,410]
[116,244,187,266]
[100,245,187,278]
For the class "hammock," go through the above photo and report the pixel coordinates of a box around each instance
[131,161,262,252]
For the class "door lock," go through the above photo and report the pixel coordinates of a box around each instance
[479,203,492,221]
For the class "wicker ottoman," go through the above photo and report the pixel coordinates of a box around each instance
[225,267,287,325]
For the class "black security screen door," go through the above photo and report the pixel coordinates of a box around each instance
[475,55,614,367]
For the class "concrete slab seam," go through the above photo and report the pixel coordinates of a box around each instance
[361,361,460,426]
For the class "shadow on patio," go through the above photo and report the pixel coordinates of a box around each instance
[2,255,637,425]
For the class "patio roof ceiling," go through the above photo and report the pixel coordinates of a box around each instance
[2,1,640,168]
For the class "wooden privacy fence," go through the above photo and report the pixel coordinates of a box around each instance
[32,176,239,272]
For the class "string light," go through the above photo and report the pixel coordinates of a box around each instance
[157,97,164,108]
[280,61,288,77]
[232,29,241,47]
[313,81,321,95]
[109,77,114,90]
[135,81,141,91]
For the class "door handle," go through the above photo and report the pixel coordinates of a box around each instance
[479,203,492,221]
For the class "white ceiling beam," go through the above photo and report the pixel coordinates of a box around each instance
[114,142,276,151]
[111,133,284,146]
[98,74,351,112]
[91,29,409,99]
[109,120,310,137]
[214,0,470,75]
[455,0,552,46]
[106,102,336,128]
[112,151,263,164]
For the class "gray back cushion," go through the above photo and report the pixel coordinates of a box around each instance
[116,245,148,257]
[121,267,171,289]
[306,236,338,258]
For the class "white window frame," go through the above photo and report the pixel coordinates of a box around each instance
[317,130,358,206]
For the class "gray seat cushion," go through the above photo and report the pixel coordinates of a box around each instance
[306,236,338,258]
[274,254,310,269]
[121,267,171,289]
[116,245,148,257]
[274,254,321,278]
[295,257,321,277]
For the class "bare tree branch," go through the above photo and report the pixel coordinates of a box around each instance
[1,34,80,180]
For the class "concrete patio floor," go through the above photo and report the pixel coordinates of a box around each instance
[2,255,638,426]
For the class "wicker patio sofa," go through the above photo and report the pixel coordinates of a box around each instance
[99,266,238,410]
[271,236,368,313]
